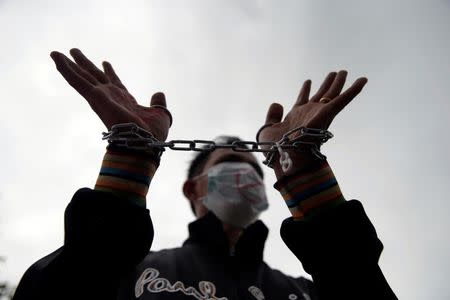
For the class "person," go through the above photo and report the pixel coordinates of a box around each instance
[13,49,397,300]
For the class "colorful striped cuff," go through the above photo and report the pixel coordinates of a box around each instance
[94,149,158,207]
[274,161,345,220]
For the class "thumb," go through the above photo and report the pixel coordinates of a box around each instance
[149,92,173,127]
[150,92,166,107]
[265,103,284,124]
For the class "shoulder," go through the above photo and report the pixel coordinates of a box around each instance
[14,247,65,299]
[22,246,65,277]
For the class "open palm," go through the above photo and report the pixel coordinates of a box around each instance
[258,70,368,175]
[259,70,367,145]
[50,48,171,141]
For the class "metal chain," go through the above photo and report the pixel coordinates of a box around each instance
[263,126,334,169]
[102,123,333,169]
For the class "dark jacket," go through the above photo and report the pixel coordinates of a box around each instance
[14,188,397,300]
[119,211,316,300]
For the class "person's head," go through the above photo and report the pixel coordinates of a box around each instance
[182,136,265,220]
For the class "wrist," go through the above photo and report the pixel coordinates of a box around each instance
[273,150,322,179]
[106,143,162,167]
[94,148,159,207]
[102,123,165,166]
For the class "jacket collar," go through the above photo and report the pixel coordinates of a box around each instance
[183,212,269,265]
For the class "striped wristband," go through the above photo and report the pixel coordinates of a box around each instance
[274,161,345,220]
[94,149,158,207]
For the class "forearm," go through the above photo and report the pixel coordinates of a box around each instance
[63,146,158,254]
[275,156,397,299]
[280,201,397,299]
[16,185,155,300]
[62,147,158,269]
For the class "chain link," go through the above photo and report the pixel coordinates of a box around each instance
[102,123,333,170]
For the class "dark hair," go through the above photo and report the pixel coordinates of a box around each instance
[186,135,264,214]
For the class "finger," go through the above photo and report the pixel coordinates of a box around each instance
[150,92,167,107]
[265,103,284,125]
[50,51,94,97]
[59,53,98,85]
[149,92,173,126]
[294,80,311,106]
[70,48,109,84]
[331,77,368,113]
[322,70,347,100]
[102,61,127,90]
[310,72,337,102]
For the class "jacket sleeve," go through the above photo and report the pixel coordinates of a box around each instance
[13,188,154,300]
[280,200,397,300]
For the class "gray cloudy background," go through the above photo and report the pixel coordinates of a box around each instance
[0,0,449,298]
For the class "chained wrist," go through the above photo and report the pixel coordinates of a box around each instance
[273,150,321,179]
[102,123,165,163]
[257,126,333,174]
[106,143,162,167]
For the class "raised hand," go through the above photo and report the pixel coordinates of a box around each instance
[258,70,368,176]
[50,48,171,141]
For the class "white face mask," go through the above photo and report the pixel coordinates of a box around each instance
[197,162,269,228]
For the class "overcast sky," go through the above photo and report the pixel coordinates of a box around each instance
[1,0,449,299]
